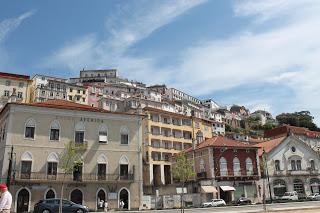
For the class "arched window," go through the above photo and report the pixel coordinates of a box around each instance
[245,157,253,175]
[25,118,36,139]
[120,126,129,145]
[97,154,108,180]
[233,157,241,176]
[291,160,296,171]
[273,179,287,197]
[200,159,205,172]
[50,120,60,141]
[119,155,129,179]
[275,160,281,171]
[47,153,58,178]
[21,152,33,179]
[310,160,316,170]
[98,125,108,143]
[219,157,228,176]
[45,189,56,199]
[75,122,85,144]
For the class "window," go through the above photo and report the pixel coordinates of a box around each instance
[296,160,302,171]
[17,92,23,99]
[98,125,108,143]
[83,90,85,95]
[47,162,57,176]
[4,90,9,97]
[68,96,72,100]
[76,96,80,101]
[291,160,296,171]
[275,160,281,171]
[293,179,305,194]
[25,118,36,139]
[75,122,85,144]
[200,159,205,172]
[41,90,45,95]
[19,82,24,88]
[98,164,107,180]
[50,92,53,97]
[21,161,32,179]
[56,92,60,97]
[77,90,80,94]
[120,127,129,145]
[219,157,228,176]
[310,160,316,170]
[119,156,129,179]
[70,88,73,92]
[233,157,241,176]
[50,121,60,141]
[196,131,203,144]
[57,84,60,90]
[291,146,296,153]
[5,80,10,86]
[273,179,287,197]
[246,157,253,175]
[82,98,85,102]
[49,82,54,89]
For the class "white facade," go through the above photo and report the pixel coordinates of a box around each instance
[263,135,320,199]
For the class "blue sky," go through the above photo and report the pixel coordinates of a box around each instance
[1,0,320,124]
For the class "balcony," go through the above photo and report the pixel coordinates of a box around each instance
[197,172,207,180]
[14,172,134,182]
[215,170,260,181]
[288,170,312,176]
[273,170,285,176]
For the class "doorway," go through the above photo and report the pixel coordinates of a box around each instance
[17,188,30,213]
[70,189,83,205]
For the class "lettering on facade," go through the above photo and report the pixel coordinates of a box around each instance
[80,117,104,123]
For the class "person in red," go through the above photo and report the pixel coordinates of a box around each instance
[0,184,12,213]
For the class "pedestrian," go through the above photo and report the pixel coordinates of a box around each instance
[119,199,124,209]
[104,200,108,212]
[98,199,104,210]
[121,200,125,209]
[0,184,12,213]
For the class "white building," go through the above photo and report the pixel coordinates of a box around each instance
[258,135,320,199]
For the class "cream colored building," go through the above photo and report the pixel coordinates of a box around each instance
[0,100,143,212]
[67,84,88,104]
[143,107,213,194]
[0,72,31,108]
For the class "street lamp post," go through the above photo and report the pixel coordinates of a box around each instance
[262,149,273,203]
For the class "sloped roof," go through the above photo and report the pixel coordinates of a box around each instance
[186,136,257,152]
[257,136,286,156]
[265,125,320,139]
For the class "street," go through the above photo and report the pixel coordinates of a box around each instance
[107,201,320,213]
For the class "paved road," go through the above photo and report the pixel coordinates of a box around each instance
[99,201,320,213]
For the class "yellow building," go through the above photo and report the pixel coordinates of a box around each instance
[67,84,88,104]
[142,107,213,193]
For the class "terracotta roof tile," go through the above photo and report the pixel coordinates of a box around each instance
[186,136,257,152]
[0,72,30,81]
[257,136,286,156]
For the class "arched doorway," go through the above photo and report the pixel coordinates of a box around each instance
[97,189,106,210]
[70,189,83,205]
[293,179,305,196]
[119,188,129,210]
[45,189,56,199]
[273,179,287,197]
[17,188,30,213]
[310,178,320,193]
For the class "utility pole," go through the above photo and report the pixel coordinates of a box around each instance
[6,146,14,190]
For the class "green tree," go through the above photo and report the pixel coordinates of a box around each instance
[58,141,87,213]
[172,152,195,213]
[276,111,319,131]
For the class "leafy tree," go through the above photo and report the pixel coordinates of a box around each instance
[276,111,319,131]
[172,152,195,213]
[58,141,87,213]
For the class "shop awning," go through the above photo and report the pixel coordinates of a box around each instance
[201,186,217,193]
[220,186,236,191]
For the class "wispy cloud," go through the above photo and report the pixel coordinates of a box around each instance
[42,0,207,81]
[0,10,35,69]
[0,10,35,43]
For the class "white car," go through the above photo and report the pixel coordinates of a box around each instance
[307,193,320,200]
[281,191,299,201]
[202,199,226,207]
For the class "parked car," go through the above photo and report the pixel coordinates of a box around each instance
[237,197,252,205]
[201,199,226,207]
[307,193,320,200]
[281,191,299,201]
[34,199,89,213]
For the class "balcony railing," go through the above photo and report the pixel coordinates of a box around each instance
[288,170,312,175]
[197,172,207,179]
[215,170,259,180]
[14,172,134,182]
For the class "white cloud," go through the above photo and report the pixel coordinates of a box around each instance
[0,10,35,69]
[44,0,320,124]
[43,0,207,74]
